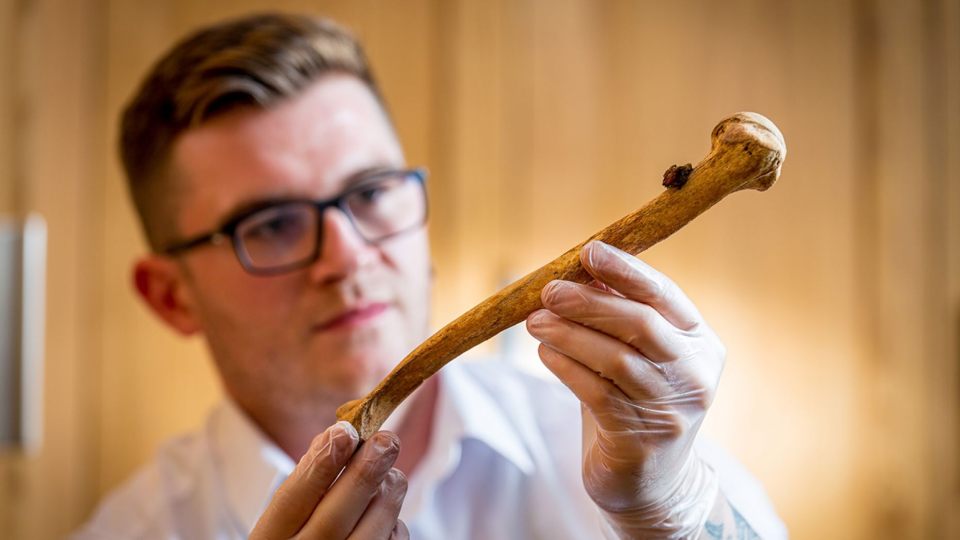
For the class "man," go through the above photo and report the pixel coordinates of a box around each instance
[76,12,785,539]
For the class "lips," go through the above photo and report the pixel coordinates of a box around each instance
[315,302,390,332]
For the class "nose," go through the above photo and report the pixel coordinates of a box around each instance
[308,207,379,284]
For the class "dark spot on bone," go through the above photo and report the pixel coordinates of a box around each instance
[662,163,693,189]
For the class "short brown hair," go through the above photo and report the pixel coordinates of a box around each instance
[120,13,386,251]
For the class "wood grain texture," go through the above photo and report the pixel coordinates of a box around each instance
[337,112,786,439]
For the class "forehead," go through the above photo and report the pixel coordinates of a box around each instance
[170,75,404,232]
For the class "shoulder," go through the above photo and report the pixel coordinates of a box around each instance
[71,431,211,540]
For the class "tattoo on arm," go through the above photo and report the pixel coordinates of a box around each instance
[700,494,761,539]
[704,520,725,539]
[732,507,760,540]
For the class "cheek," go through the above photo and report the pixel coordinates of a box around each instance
[189,255,299,328]
[384,230,431,288]
[380,230,431,321]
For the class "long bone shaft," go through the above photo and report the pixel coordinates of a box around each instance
[337,112,786,440]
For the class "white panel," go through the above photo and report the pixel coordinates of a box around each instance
[20,214,45,453]
[0,214,45,453]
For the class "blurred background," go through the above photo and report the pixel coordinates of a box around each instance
[1,0,958,538]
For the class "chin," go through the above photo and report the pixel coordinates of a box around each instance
[306,311,415,397]
[306,347,398,401]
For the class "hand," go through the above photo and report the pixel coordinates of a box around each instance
[526,240,723,538]
[250,422,409,539]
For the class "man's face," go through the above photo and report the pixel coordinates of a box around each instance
[166,75,431,418]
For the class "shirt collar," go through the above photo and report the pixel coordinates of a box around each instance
[398,361,537,521]
[438,361,535,475]
[209,361,536,534]
[208,399,294,535]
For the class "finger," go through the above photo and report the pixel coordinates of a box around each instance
[540,280,692,362]
[536,342,683,440]
[527,309,674,401]
[297,431,401,539]
[346,468,407,540]
[391,520,410,540]
[530,308,721,415]
[537,341,629,427]
[250,421,359,539]
[580,241,702,330]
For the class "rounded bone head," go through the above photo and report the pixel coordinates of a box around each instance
[710,112,786,191]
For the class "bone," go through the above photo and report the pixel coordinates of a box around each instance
[337,112,786,440]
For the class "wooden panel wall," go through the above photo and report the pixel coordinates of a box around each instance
[0,0,103,538]
[853,0,960,536]
[0,2,17,536]
[1,1,956,539]
[0,0,16,215]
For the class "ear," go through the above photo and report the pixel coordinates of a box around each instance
[133,255,202,336]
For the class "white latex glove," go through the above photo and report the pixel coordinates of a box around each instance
[526,240,724,538]
[250,422,409,539]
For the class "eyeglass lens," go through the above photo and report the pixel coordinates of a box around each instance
[233,172,425,272]
[235,203,319,270]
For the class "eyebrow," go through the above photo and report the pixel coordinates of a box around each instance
[213,165,401,228]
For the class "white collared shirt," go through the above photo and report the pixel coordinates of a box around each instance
[74,360,787,539]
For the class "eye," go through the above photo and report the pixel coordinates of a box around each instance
[253,215,297,236]
[241,206,311,244]
[356,184,388,203]
[353,176,405,205]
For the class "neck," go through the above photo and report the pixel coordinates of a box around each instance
[230,375,440,474]
[391,375,439,476]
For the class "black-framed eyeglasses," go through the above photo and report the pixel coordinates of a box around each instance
[163,167,428,276]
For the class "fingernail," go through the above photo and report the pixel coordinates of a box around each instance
[329,421,358,451]
[546,280,568,293]
[587,240,608,251]
[583,241,609,268]
[528,309,548,328]
[316,421,358,463]
[370,432,400,456]
[335,420,358,441]
[543,280,569,306]
[385,468,408,496]
[587,241,646,273]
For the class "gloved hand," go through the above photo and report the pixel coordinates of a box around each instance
[526,240,724,538]
[250,422,409,539]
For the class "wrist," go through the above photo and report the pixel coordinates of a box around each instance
[599,455,719,539]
